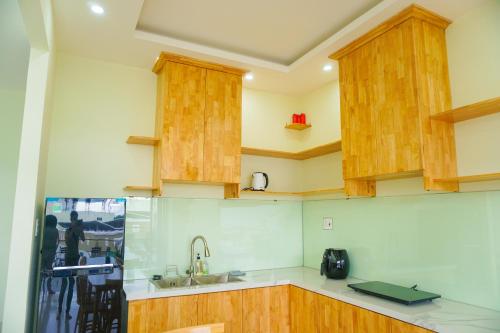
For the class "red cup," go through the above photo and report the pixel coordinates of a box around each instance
[300,113,306,124]
[292,114,299,123]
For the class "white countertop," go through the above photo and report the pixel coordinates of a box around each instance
[123,267,500,333]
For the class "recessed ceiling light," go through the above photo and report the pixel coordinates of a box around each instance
[323,64,333,72]
[244,73,254,81]
[90,3,105,15]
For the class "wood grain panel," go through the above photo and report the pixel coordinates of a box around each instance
[372,20,423,176]
[430,96,500,123]
[242,286,289,333]
[411,18,458,192]
[153,68,168,196]
[161,61,206,182]
[391,319,434,333]
[241,140,341,160]
[316,293,340,333]
[198,291,242,333]
[434,172,500,184]
[340,302,391,333]
[127,136,160,145]
[128,300,148,333]
[153,52,246,76]
[147,295,198,333]
[330,5,450,60]
[289,286,317,333]
[204,70,242,184]
[224,183,240,199]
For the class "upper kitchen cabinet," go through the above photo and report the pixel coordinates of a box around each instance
[152,52,245,198]
[330,5,459,197]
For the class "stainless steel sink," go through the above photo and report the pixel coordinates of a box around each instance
[151,273,243,289]
[194,273,243,285]
[151,276,198,289]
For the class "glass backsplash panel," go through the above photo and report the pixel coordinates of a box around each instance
[303,191,500,311]
[124,198,303,280]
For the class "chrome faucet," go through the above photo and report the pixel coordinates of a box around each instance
[189,235,211,277]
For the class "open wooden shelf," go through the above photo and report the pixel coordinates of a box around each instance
[126,136,159,145]
[434,172,500,184]
[241,140,341,160]
[241,188,344,196]
[123,185,159,191]
[285,123,311,130]
[430,96,500,123]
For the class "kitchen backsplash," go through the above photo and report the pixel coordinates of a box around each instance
[124,197,303,280]
[303,190,500,311]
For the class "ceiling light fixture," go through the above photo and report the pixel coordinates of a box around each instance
[323,64,333,72]
[90,3,105,15]
[244,73,254,81]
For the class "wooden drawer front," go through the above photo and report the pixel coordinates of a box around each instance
[242,286,290,333]
[197,290,243,333]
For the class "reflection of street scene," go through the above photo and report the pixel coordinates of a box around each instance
[37,198,126,333]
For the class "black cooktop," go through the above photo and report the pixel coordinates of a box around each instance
[348,281,441,305]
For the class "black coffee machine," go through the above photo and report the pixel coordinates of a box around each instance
[320,248,349,279]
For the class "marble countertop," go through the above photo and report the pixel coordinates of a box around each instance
[123,267,500,333]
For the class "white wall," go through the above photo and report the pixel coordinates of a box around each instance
[0,90,25,329]
[2,0,56,331]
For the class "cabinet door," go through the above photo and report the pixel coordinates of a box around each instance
[371,20,422,176]
[391,319,434,333]
[290,286,318,333]
[339,52,378,179]
[147,295,198,332]
[198,290,243,333]
[317,293,340,333]
[242,286,290,333]
[203,70,242,184]
[128,300,148,333]
[340,301,391,333]
[162,61,206,182]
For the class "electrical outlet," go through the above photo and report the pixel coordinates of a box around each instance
[323,217,333,230]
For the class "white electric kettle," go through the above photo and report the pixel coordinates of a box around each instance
[252,172,269,191]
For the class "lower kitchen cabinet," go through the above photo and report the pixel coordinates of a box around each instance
[197,290,243,333]
[128,286,434,333]
[242,286,290,333]
[147,295,198,332]
[340,301,391,333]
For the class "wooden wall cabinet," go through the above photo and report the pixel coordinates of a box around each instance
[152,53,245,198]
[330,5,459,197]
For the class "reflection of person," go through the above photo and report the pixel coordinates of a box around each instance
[57,211,85,320]
[41,215,59,294]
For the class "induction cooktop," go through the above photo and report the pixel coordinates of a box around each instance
[348,281,441,305]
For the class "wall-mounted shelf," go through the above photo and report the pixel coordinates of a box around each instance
[241,140,341,160]
[123,185,159,191]
[434,172,500,184]
[285,123,311,130]
[126,136,159,146]
[430,97,500,123]
[241,188,344,196]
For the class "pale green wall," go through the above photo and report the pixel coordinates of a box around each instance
[0,89,25,326]
[303,191,500,311]
[124,198,303,280]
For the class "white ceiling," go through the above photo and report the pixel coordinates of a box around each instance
[137,0,382,65]
[53,0,487,95]
[0,0,30,91]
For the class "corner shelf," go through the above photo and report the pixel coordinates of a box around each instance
[123,185,159,191]
[241,140,342,160]
[434,172,500,184]
[241,188,344,197]
[430,96,500,123]
[285,123,311,130]
[126,136,159,146]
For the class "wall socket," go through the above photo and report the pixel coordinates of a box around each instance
[323,217,333,230]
